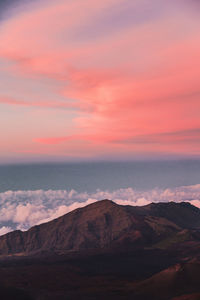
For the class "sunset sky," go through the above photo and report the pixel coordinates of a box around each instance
[0,0,200,163]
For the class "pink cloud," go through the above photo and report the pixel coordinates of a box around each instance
[0,0,200,158]
[34,136,73,145]
[0,95,77,109]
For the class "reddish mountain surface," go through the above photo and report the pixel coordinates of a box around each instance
[0,200,200,299]
[1,200,200,255]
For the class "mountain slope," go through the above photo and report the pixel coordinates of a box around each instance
[132,260,200,300]
[0,200,200,256]
[137,202,200,229]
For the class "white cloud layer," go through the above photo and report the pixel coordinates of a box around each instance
[0,184,200,235]
[0,226,13,235]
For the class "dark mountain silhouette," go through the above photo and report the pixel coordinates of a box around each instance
[1,200,200,256]
[134,201,200,228]
[0,200,200,299]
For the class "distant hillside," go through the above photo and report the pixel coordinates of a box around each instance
[131,260,200,300]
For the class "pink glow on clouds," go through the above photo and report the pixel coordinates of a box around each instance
[0,0,200,161]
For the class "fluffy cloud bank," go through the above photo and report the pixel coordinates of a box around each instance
[0,184,200,235]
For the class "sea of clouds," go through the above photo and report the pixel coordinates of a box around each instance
[0,184,200,235]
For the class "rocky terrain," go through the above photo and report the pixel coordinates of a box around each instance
[1,200,200,255]
[0,200,200,299]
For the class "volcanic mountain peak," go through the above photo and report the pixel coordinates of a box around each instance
[0,200,199,256]
[85,199,116,208]
[0,200,199,300]
[73,199,117,214]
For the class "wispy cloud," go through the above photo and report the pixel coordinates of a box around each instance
[0,0,200,160]
[114,128,200,145]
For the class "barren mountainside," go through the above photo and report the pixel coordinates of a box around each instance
[1,200,200,255]
[0,200,200,299]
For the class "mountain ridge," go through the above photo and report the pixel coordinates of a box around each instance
[0,200,200,299]
[0,200,200,256]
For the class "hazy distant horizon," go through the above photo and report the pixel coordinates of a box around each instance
[1,159,200,191]
[1,155,200,165]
